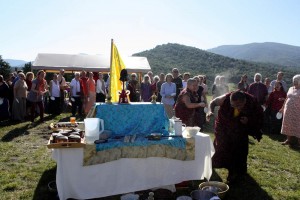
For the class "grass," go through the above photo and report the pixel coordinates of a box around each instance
[1,111,300,200]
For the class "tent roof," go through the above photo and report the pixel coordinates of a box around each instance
[32,53,151,73]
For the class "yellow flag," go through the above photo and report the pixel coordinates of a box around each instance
[110,43,126,102]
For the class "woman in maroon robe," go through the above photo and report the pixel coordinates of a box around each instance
[175,78,206,127]
[207,91,263,184]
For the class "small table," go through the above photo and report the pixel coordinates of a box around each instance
[52,132,215,200]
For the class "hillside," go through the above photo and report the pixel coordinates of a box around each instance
[133,43,300,86]
[207,42,300,67]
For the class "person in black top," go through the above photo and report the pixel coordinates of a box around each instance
[171,68,183,103]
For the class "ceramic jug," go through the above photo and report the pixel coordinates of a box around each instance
[84,118,104,144]
[174,119,186,136]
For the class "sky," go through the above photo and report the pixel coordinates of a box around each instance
[1,0,300,61]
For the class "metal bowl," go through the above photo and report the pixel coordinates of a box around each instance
[202,186,221,194]
[48,180,57,193]
[199,181,229,199]
[190,190,217,200]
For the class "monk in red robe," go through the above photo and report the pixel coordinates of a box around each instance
[207,91,263,184]
[175,78,206,127]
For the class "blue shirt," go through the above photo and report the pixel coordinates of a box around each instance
[160,82,176,105]
[270,80,288,93]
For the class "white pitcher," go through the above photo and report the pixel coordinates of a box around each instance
[84,118,104,144]
[174,119,186,136]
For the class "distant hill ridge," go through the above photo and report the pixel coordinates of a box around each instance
[207,42,300,67]
[133,43,300,86]
[4,59,28,67]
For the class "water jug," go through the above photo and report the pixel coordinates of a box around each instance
[174,119,186,136]
[169,117,178,134]
[84,118,104,144]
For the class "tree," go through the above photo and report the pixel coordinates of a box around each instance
[0,55,11,80]
[23,62,32,74]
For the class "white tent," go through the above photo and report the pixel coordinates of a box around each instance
[32,53,151,73]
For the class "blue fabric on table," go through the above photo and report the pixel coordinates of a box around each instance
[96,103,169,136]
[96,136,186,152]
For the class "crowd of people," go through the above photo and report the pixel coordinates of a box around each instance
[0,69,299,134]
[206,71,300,184]
[1,67,300,184]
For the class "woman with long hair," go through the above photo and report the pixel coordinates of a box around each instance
[237,74,249,92]
[140,74,152,102]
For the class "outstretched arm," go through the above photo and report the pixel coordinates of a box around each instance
[206,94,226,120]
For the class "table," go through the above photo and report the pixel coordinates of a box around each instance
[95,103,170,136]
[52,132,215,200]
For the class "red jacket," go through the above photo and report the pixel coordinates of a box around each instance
[266,90,286,111]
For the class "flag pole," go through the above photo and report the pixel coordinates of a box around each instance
[106,39,114,104]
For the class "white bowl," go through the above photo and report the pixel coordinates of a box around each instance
[184,126,200,138]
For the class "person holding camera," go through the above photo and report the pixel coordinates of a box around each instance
[70,72,83,116]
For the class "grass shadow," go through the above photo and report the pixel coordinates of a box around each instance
[1,123,31,142]
[288,145,300,152]
[1,114,58,142]
[32,166,58,200]
[223,173,274,200]
[0,119,25,128]
[266,134,300,152]
[265,133,286,142]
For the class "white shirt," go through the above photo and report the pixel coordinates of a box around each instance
[51,80,60,97]
[160,82,176,105]
[70,78,81,97]
[96,79,106,94]
[182,81,187,89]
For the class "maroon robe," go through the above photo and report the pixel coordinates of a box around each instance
[175,88,201,127]
[212,92,263,174]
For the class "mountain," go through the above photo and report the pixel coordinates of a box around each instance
[4,59,28,67]
[133,43,300,86]
[207,42,300,67]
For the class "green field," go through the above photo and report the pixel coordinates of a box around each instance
[0,111,299,200]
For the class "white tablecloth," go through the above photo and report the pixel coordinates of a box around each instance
[52,132,215,200]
